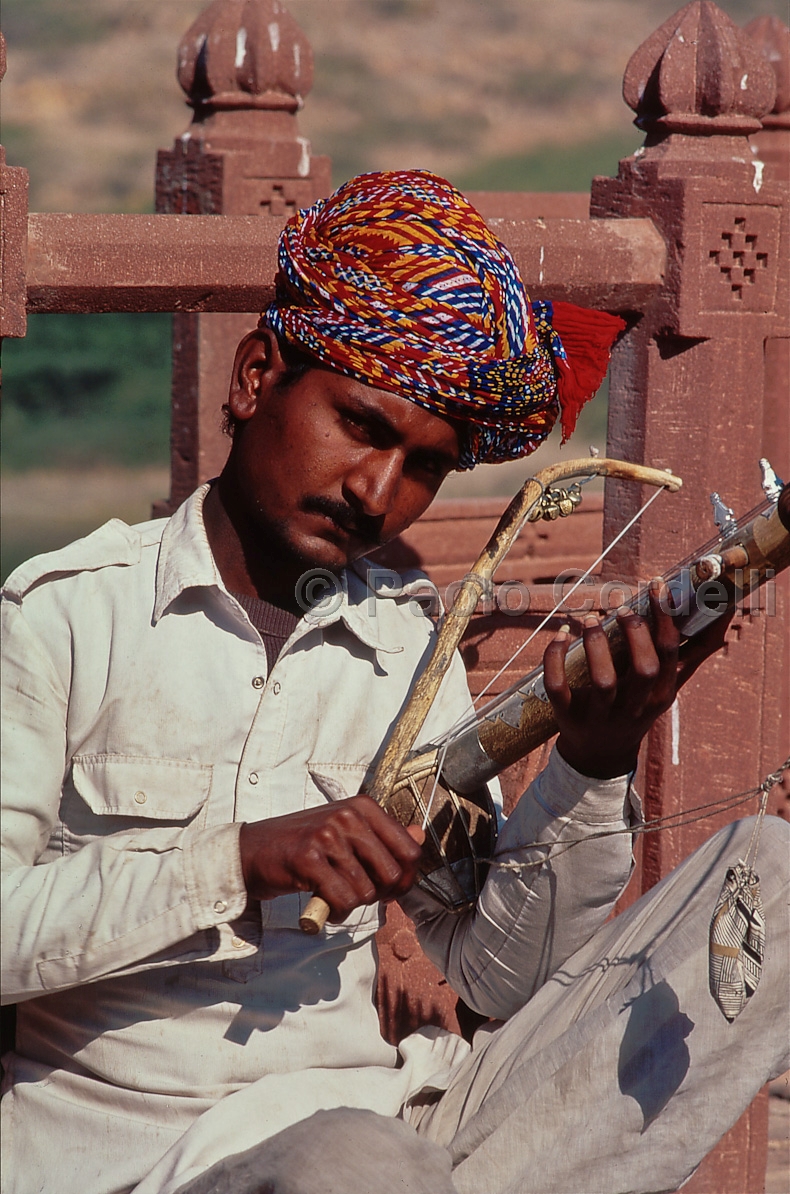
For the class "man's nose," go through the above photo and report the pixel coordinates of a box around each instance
[343,452,403,518]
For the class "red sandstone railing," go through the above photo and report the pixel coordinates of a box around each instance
[1,5,788,1191]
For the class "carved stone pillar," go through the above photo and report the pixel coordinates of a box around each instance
[154,0,331,513]
[0,33,29,341]
[746,16,790,556]
[746,15,790,185]
[592,6,787,1189]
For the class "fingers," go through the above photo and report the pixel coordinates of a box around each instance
[240,798,424,919]
[543,623,572,714]
[306,850,375,919]
[580,614,617,716]
[613,581,679,714]
[356,795,425,865]
[647,578,681,704]
[542,576,720,782]
[312,796,423,918]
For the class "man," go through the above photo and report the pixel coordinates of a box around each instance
[2,171,787,1194]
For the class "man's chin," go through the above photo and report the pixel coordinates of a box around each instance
[250,513,378,580]
[271,530,353,575]
[293,533,376,573]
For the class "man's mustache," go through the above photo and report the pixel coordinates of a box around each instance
[302,496,384,547]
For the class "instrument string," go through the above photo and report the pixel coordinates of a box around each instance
[458,479,668,730]
[420,482,667,831]
[486,758,789,875]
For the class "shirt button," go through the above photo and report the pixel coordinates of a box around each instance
[252,676,265,690]
[134,791,147,805]
[272,681,281,695]
[231,935,247,950]
[249,772,259,786]
[214,900,227,915]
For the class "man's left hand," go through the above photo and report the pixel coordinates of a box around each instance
[543,581,732,780]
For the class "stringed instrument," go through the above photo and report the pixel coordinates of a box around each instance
[300,458,789,931]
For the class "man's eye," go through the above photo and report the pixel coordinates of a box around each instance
[342,410,393,448]
[342,412,374,439]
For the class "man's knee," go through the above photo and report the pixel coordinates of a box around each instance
[756,811,790,857]
[174,1107,458,1194]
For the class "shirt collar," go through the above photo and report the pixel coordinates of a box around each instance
[153,484,224,624]
[153,486,406,656]
[298,563,404,655]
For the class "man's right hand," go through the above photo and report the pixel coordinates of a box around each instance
[239,797,424,922]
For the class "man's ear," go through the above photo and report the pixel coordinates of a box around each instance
[226,326,287,422]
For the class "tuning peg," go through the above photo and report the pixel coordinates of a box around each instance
[710,492,737,535]
[759,458,785,501]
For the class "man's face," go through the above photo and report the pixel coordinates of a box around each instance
[225,332,461,576]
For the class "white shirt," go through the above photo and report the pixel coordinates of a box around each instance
[1,485,636,1194]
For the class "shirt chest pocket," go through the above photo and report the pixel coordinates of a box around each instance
[63,754,213,849]
[304,761,371,809]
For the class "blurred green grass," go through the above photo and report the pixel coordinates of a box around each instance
[1,313,174,580]
[454,132,642,193]
[1,313,172,471]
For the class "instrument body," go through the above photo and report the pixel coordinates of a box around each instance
[382,772,496,912]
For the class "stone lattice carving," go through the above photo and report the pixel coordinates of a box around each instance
[701,205,780,311]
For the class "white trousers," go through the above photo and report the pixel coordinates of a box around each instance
[172,816,790,1194]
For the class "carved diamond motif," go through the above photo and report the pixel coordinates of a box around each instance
[701,205,780,313]
[709,220,768,298]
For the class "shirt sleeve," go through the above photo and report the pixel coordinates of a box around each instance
[1,598,251,1005]
[400,745,640,1020]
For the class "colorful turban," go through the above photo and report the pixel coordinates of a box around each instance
[262,170,624,470]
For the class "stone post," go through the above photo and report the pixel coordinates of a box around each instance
[154,0,331,514]
[0,33,29,341]
[746,15,790,184]
[746,16,790,586]
[591,7,787,1188]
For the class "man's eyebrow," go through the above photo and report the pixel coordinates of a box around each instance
[335,389,459,468]
[338,394,400,436]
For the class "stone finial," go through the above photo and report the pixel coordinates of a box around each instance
[745,16,790,120]
[623,1,776,135]
[177,0,313,113]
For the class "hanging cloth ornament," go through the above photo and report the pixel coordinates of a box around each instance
[707,761,787,1021]
[708,860,765,1022]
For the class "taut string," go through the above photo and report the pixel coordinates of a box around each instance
[421,483,668,831]
[487,758,789,874]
